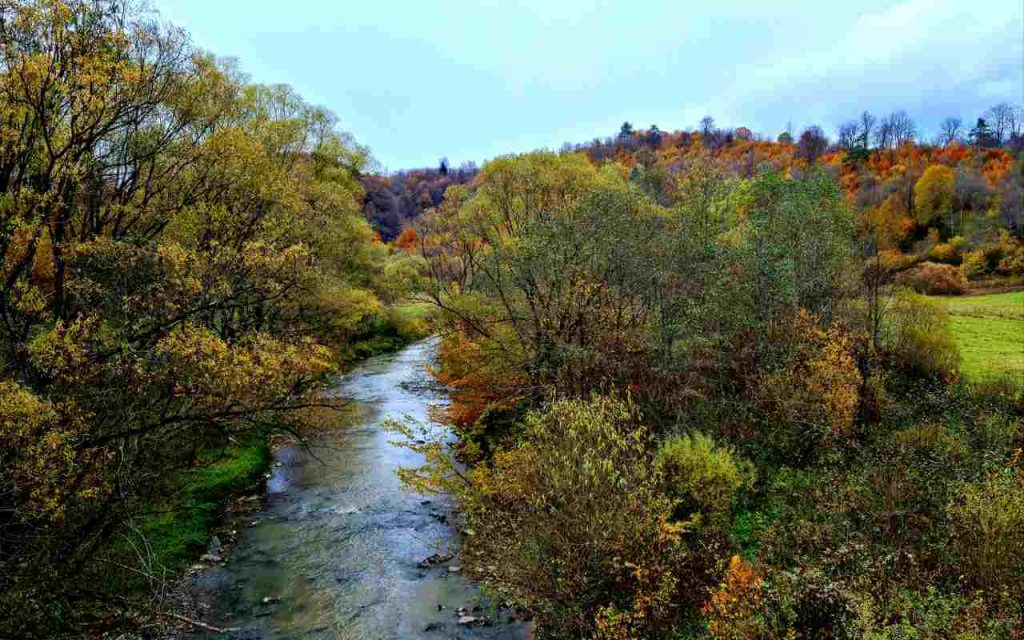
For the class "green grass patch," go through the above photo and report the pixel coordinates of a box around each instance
[129,443,270,574]
[930,292,1024,383]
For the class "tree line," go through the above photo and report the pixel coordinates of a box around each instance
[0,2,423,633]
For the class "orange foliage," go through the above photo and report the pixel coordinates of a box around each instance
[431,332,524,430]
[393,228,419,253]
[702,555,765,639]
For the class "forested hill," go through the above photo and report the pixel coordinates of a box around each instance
[362,160,477,240]
[366,112,1023,268]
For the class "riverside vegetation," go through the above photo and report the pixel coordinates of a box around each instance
[2,1,1024,638]
[0,2,428,635]
[401,150,1024,638]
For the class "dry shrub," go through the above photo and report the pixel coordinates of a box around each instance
[460,396,704,639]
[883,291,960,380]
[894,261,966,295]
[702,555,766,639]
[754,311,862,464]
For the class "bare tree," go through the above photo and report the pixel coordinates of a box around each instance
[874,115,894,149]
[859,111,877,149]
[1008,105,1024,139]
[837,121,860,149]
[700,116,715,137]
[874,111,915,149]
[987,103,1014,143]
[890,110,916,147]
[938,117,963,146]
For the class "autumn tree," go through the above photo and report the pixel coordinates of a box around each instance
[914,165,956,230]
[796,126,829,164]
[0,2,388,630]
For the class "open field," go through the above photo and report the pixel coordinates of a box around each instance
[932,291,1024,382]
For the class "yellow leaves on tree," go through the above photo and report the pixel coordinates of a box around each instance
[154,325,333,413]
[913,165,955,227]
[0,382,102,522]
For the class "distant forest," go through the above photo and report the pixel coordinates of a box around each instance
[363,106,1023,244]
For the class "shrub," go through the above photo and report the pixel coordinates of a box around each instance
[960,249,988,280]
[883,291,960,379]
[702,555,766,639]
[459,396,704,639]
[753,311,862,465]
[656,432,754,515]
[996,245,1024,276]
[894,261,967,295]
[948,468,1024,593]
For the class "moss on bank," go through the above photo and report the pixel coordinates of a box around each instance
[136,443,272,572]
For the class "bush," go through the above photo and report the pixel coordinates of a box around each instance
[894,261,967,295]
[948,468,1024,593]
[996,245,1024,276]
[702,555,766,639]
[460,396,705,639]
[752,311,862,465]
[960,249,988,280]
[883,291,960,379]
[656,432,754,515]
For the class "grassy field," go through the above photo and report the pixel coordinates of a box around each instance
[931,291,1024,382]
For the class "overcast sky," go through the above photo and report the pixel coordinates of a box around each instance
[154,0,1023,171]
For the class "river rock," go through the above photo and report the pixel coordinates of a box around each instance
[418,552,453,568]
[201,535,224,563]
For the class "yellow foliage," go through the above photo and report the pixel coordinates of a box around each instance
[913,165,955,226]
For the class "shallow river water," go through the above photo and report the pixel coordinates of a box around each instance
[188,340,530,639]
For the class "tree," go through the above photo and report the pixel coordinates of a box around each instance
[914,165,956,229]
[619,121,635,139]
[987,103,1015,143]
[645,124,663,148]
[838,121,860,149]
[938,117,963,146]
[874,111,915,150]
[0,2,384,629]
[890,110,917,147]
[701,115,716,137]
[796,126,829,164]
[859,111,877,149]
[969,118,999,148]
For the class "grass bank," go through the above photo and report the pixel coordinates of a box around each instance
[931,291,1024,383]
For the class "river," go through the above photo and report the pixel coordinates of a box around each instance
[185,339,530,639]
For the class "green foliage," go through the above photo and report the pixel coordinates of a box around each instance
[656,432,754,514]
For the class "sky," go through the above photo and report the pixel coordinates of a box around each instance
[153,0,1023,172]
